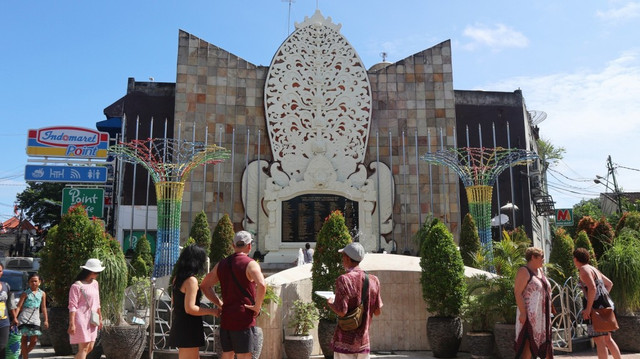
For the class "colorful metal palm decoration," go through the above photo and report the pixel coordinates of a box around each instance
[421,147,537,255]
[110,138,230,277]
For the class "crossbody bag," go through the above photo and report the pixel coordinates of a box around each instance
[76,281,100,326]
[337,272,369,331]
[227,259,258,311]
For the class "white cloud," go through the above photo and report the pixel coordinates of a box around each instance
[481,51,640,207]
[596,2,640,21]
[460,23,529,51]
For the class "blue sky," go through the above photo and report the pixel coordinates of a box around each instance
[2,1,639,222]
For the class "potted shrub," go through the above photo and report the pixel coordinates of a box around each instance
[190,211,212,255]
[97,236,150,359]
[311,210,352,358]
[284,300,319,359]
[548,228,575,286]
[210,214,235,265]
[480,230,527,359]
[459,213,481,267]
[38,204,111,355]
[599,229,640,352]
[419,219,467,358]
[125,276,151,322]
[463,275,498,359]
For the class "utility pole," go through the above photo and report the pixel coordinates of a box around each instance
[607,155,624,213]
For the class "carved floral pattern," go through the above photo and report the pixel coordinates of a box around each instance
[264,10,372,182]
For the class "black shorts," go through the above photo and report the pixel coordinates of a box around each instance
[219,326,256,354]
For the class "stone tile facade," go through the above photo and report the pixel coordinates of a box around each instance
[175,30,459,254]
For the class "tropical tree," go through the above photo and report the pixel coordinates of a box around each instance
[311,210,351,321]
[591,217,614,260]
[615,210,640,236]
[419,219,466,317]
[128,234,153,284]
[574,230,597,267]
[16,182,66,234]
[190,211,212,256]
[548,228,574,285]
[566,200,602,237]
[210,214,234,265]
[536,137,565,175]
[459,213,481,267]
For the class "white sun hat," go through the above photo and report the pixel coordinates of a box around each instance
[80,258,105,273]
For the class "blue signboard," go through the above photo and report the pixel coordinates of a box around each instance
[25,165,108,183]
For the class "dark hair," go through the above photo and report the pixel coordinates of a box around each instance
[173,245,208,290]
[74,269,94,283]
[28,272,41,281]
[573,248,591,265]
[305,243,311,250]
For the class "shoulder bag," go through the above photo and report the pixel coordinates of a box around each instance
[228,259,257,310]
[589,269,618,332]
[337,272,368,331]
[77,281,100,327]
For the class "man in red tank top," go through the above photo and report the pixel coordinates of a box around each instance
[201,231,266,359]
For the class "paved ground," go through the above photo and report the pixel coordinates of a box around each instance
[25,344,640,359]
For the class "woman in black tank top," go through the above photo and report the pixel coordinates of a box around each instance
[168,245,220,359]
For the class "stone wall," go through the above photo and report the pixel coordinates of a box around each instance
[174,30,460,255]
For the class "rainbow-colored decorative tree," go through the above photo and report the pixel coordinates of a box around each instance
[110,138,230,277]
[421,147,537,256]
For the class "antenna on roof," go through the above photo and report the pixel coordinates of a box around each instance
[380,52,388,62]
[282,0,296,35]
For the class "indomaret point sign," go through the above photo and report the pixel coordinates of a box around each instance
[26,126,109,158]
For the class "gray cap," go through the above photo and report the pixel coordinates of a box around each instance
[234,231,253,246]
[338,242,365,262]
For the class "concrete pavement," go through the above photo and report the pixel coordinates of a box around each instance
[25,343,640,359]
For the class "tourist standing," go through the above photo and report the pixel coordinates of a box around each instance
[68,258,104,359]
[168,245,220,359]
[573,248,621,359]
[201,231,266,359]
[514,247,553,359]
[303,243,314,264]
[16,273,48,359]
[327,242,383,359]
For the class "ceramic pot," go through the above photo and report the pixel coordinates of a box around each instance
[466,331,495,359]
[284,335,314,359]
[427,316,463,358]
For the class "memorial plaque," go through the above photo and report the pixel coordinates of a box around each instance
[281,194,358,242]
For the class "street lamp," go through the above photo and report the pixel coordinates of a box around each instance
[593,177,622,214]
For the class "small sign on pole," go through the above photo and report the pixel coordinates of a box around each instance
[555,208,574,226]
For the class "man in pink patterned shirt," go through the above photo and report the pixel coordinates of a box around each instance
[327,242,383,359]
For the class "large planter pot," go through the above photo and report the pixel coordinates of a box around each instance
[611,314,640,352]
[466,331,495,359]
[493,322,515,359]
[317,318,337,359]
[284,335,314,359]
[427,316,463,358]
[101,324,147,359]
[48,307,73,355]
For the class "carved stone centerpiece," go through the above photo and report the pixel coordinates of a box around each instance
[241,10,394,262]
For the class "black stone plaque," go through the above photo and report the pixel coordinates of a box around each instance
[281,194,359,243]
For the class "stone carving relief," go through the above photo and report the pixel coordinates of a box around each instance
[241,10,394,262]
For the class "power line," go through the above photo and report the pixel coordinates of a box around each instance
[615,164,640,172]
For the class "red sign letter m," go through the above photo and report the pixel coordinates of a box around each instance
[557,209,571,221]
